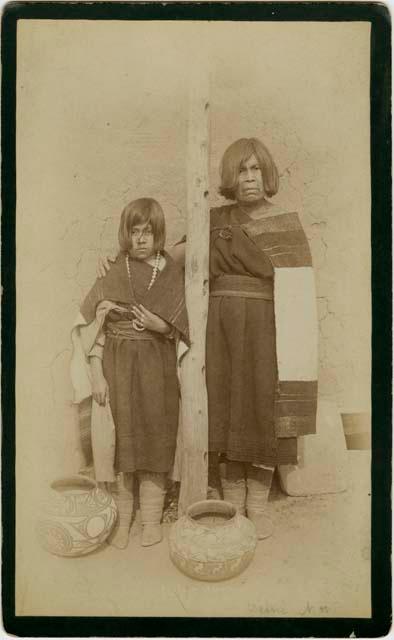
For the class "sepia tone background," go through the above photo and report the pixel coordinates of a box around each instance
[16,20,371,617]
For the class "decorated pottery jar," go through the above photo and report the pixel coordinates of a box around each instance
[169,500,257,581]
[36,475,117,557]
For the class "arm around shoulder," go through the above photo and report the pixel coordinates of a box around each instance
[168,242,185,267]
[97,250,118,278]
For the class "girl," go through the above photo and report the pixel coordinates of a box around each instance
[71,198,189,549]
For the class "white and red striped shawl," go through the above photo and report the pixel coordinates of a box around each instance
[242,211,318,441]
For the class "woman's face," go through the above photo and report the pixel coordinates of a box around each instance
[235,153,265,204]
[129,222,155,260]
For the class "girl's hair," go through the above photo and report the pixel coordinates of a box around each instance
[219,138,279,200]
[118,198,166,253]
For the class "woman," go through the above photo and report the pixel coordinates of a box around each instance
[203,138,318,539]
[99,138,318,540]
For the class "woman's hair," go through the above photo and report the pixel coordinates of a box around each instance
[219,138,279,200]
[118,197,166,252]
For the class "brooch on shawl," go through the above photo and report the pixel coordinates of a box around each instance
[216,225,233,240]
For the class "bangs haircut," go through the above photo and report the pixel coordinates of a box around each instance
[219,138,279,200]
[118,197,166,252]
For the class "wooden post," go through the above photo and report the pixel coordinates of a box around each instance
[178,61,210,515]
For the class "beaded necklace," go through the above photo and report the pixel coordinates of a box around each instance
[126,251,161,331]
[126,251,161,292]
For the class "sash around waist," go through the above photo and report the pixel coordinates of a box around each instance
[106,321,156,341]
[210,275,273,300]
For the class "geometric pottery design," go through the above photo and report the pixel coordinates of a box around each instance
[169,500,257,582]
[36,475,117,557]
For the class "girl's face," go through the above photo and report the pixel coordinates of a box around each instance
[235,153,265,204]
[129,222,155,260]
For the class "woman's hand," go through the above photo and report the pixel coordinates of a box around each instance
[132,304,171,334]
[97,253,116,278]
[90,357,109,405]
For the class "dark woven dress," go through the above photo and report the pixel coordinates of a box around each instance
[80,254,188,474]
[206,205,298,467]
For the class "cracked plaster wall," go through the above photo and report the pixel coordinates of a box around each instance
[16,21,371,490]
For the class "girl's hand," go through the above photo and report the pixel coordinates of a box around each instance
[92,375,109,406]
[90,357,109,405]
[132,304,171,334]
[97,253,116,278]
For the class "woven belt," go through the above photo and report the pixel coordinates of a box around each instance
[106,321,155,341]
[210,275,273,300]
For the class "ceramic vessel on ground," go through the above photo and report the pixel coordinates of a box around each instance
[341,412,371,450]
[36,475,117,557]
[169,500,257,581]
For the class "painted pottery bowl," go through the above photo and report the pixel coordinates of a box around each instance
[169,500,257,581]
[36,475,117,557]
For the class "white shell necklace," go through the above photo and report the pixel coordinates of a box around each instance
[126,251,161,332]
[126,251,161,291]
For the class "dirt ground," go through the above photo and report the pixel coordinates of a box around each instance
[16,450,371,618]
